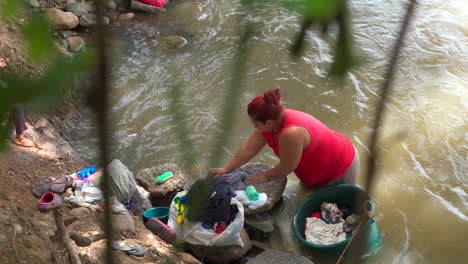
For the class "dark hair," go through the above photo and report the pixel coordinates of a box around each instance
[247,88,284,123]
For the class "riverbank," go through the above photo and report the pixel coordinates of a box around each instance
[0,1,198,263]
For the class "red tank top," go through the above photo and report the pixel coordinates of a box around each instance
[262,109,355,185]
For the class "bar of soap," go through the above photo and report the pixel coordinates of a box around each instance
[246,185,259,201]
[156,172,173,183]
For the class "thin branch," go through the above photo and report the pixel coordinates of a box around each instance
[364,0,418,194]
[91,0,113,263]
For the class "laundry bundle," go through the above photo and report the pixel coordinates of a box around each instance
[304,202,362,245]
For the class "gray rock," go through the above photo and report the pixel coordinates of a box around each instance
[67,36,85,52]
[53,41,72,58]
[246,249,314,264]
[58,30,77,38]
[136,163,185,204]
[64,2,94,17]
[244,212,274,241]
[79,13,97,27]
[188,228,251,264]
[29,0,40,8]
[103,0,117,10]
[158,36,188,49]
[44,8,79,29]
[237,163,287,215]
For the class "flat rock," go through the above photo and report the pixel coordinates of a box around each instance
[244,212,274,241]
[188,228,251,264]
[69,207,90,218]
[246,249,314,264]
[44,8,79,29]
[118,12,135,21]
[235,163,287,215]
[107,214,135,237]
[136,163,185,203]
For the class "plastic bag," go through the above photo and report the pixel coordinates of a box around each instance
[168,191,245,247]
[107,159,137,203]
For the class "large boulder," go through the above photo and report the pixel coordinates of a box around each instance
[44,8,79,29]
[246,249,314,264]
[188,228,252,264]
[236,163,287,215]
[136,163,186,206]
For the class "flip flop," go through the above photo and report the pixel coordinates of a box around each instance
[49,175,74,193]
[111,242,146,257]
[146,218,176,244]
[32,178,53,198]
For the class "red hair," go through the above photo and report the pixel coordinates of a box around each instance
[247,88,284,123]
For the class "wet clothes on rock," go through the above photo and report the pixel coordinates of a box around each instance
[221,169,254,191]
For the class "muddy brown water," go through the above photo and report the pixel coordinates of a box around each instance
[71,0,468,263]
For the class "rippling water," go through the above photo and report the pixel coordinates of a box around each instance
[71,0,468,263]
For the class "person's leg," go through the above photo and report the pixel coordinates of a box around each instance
[325,147,360,186]
[13,104,35,148]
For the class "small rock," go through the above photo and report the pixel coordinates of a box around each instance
[57,38,69,50]
[44,8,79,29]
[29,0,40,8]
[69,207,90,218]
[106,214,135,237]
[13,224,22,235]
[79,13,97,27]
[103,0,117,10]
[106,10,120,22]
[58,30,76,38]
[53,41,72,58]
[67,36,85,52]
[159,36,188,49]
[118,13,135,21]
[0,234,7,244]
[63,216,79,226]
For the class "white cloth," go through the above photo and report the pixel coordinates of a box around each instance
[234,191,267,210]
[305,217,346,245]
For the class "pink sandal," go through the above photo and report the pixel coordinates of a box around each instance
[146,218,176,244]
[38,191,62,212]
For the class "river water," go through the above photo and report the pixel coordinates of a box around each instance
[71,0,468,263]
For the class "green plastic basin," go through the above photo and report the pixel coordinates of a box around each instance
[293,184,382,256]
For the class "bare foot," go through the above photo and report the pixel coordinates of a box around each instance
[13,134,35,148]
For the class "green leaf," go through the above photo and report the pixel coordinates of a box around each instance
[22,15,54,61]
[0,0,23,21]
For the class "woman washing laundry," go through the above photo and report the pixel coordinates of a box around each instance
[209,88,359,186]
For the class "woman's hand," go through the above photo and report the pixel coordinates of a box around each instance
[245,171,269,185]
[0,58,6,68]
[208,168,228,178]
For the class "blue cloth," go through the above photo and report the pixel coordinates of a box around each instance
[77,166,97,180]
[221,169,254,191]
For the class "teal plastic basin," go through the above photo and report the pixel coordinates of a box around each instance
[143,207,169,224]
[293,184,382,256]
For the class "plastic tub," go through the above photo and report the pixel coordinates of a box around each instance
[143,207,170,224]
[293,184,382,256]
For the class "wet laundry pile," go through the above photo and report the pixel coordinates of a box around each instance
[221,170,268,209]
[304,202,362,245]
[185,178,239,234]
